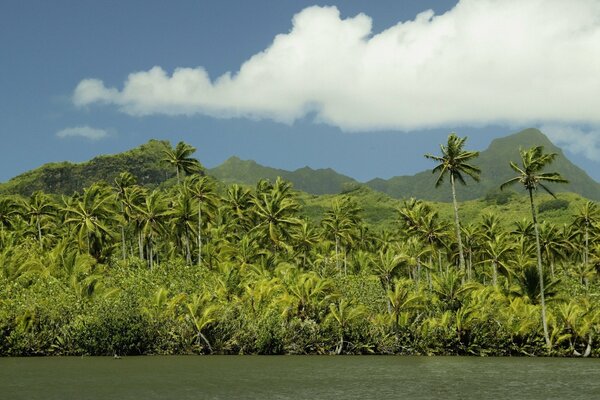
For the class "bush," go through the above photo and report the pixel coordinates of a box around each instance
[538,198,569,213]
[484,188,515,205]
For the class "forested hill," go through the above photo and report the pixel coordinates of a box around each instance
[2,128,600,201]
[209,156,358,195]
[366,128,600,201]
[0,140,176,196]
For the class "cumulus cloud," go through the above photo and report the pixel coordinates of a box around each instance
[541,125,600,161]
[56,126,109,140]
[73,0,600,131]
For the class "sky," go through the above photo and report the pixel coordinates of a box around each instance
[2,0,600,183]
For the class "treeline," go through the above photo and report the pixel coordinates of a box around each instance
[0,140,599,356]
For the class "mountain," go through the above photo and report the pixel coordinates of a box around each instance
[208,156,358,195]
[0,140,175,196]
[366,128,600,201]
[2,128,599,202]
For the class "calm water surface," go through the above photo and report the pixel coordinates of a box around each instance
[1,356,599,399]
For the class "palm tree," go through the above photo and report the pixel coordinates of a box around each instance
[321,198,360,274]
[387,279,423,336]
[251,178,301,253]
[501,145,568,347]
[161,141,202,184]
[113,172,137,260]
[22,191,56,246]
[135,190,168,268]
[62,184,115,257]
[184,175,217,266]
[479,233,514,286]
[425,133,480,272]
[168,189,196,264]
[573,201,599,273]
[326,298,366,354]
[0,196,19,236]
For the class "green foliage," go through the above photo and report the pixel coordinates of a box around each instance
[2,133,600,357]
[485,188,515,205]
[539,199,570,213]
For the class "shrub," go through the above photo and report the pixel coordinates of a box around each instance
[538,198,569,213]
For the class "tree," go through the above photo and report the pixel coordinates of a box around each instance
[326,298,366,354]
[113,172,137,260]
[425,133,480,272]
[22,191,56,246]
[161,141,202,184]
[573,201,599,275]
[501,145,568,348]
[251,178,301,253]
[62,184,115,257]
[0,196,19,236]
[321,198,361,274]
[135,190,168,268]
[184,175,217,266]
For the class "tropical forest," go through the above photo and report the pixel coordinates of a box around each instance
[1,128,600,357]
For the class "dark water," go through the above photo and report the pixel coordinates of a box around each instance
[1,356,599,399]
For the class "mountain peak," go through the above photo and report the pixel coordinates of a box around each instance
[488,128,557,152]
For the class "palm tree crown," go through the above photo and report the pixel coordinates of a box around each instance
[425,133,481,188]
[162,141,202,183]
[500,146,568,195]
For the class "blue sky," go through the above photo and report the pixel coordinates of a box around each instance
[2,0,600,183]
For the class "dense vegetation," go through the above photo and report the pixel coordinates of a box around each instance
[1,139,600,357]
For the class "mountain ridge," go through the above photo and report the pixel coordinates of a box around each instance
[1,128,599,201]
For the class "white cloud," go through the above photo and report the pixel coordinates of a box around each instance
[73,0,600,132]
[56,126,109,140]
[541,125,600,161]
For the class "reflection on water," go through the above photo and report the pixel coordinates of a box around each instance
[1,356,599,400]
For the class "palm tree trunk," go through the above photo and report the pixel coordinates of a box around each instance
[584,223,589,268]
[198,201,202,266]
[120,203,126,260]
[492,261,497,286]
[335,236,340,272]
[36,216,42,245]
[450,174,466,271]
[138,232,144,259]
[530,189,551,348]
[121,224,126,260]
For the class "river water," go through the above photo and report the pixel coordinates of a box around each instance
[1,356,598,399]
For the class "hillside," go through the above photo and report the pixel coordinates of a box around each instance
[2,128,600,202]
[0,140,174,196]
[366,128,600,201]
[208,156,358,195]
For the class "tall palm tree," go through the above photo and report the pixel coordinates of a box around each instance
[573,201,599,273]
[184,175,217,266]
[501,145,568,348]
[135,190,168,269]
[168,189,196,264]
[161,141,202,184]
[113,172,137,260]
[321,198,361,274]
[425,133,480,272]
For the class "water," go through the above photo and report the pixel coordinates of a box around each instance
[1,356,599,399]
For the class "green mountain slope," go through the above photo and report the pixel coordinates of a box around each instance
[1,128,599,202]
[366,128,600,201]
[208,156,358,195]
[0,140,174,196]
